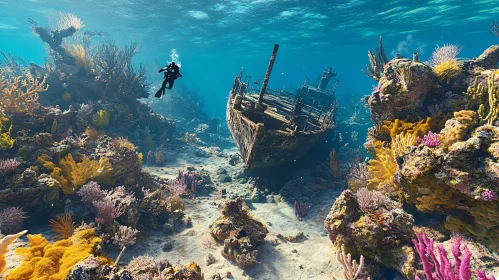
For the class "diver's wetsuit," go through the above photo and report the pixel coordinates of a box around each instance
[155,62,182,97]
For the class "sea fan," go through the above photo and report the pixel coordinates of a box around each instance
[49,213,76,240]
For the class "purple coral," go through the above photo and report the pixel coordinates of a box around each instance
[77,181,107,205]
[413,233,473,280]
[93,199,125,225]
[481,189,498,201]
[0,159,21,174]
[476,271,497,280]
[0,207,27,234]
[417,131,440,148]
[356,187,387,213]
[175,170,199,193]
[294,200,310,220]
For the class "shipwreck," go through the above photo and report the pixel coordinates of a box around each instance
[226,44,339,169]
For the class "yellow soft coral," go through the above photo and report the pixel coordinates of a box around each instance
[0,122,14,150]
[380,117,433,140]
[367,140,397,192]
[0,230,27,274]
[0,71,48,116]
[433,59,461,83]
[392,133,417,158]
[38,154,113,194]
[92,110,109,128]
[64,44,92,71]
[6,229,109,280]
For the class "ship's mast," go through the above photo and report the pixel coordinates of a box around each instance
[258,44,279,103]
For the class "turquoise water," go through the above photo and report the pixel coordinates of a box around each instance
[1,0,498,116]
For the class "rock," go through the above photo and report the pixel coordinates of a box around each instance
[368,59,440,123]
[266,195,275,203]
[162,223,174,234]
[217,174,232,182]
[283,232,305,243]
[67,256,105,280]
[324,190,416,278]
[162,240,173,252]
[209,273,223,280]
[250,188,263,203]
[216,167,227,174]
[209,198,268,270]
[205,253,216,266]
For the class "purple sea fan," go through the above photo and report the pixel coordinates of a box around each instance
[77,181,107,205]
[0,207,27,234]
[294,200,310,220]
[481,189,498,201]
[417,131,440,148]
[0,159,21,174]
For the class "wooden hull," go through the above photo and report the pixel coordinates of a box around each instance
[226,90,328,169]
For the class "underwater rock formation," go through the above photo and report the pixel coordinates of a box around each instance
[360,42,499,255]
[396,120,499,251]
[368,58,440,123]
[209,197,268,270]
[107,255,203,280]
[324,189,417,278]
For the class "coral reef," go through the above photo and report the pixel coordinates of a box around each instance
[324,190,416,278]
[5,229,109,280]
[209,198,268,269]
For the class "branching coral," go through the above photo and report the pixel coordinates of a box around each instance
[0,71,48,116]
[464,73,499,125]
[38,154,113,194]
[334,244,370,280]
[362,36,388,81]
[5,229,110,280]
[413,233,472,280]
[113,225,138,249]
[92,41,149,98]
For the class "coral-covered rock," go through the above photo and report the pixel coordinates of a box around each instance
[368,59,440,123]
[324,190,416,278]
[209,198,268,269]
[396,123,499,251]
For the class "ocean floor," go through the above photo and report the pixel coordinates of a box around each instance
[2,144,344,280]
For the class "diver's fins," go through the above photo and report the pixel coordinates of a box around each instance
[154,88,163,98]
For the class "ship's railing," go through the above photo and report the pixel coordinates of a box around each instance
[230,72,337,132]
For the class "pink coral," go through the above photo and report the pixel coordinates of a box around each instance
[481,189,498,201]
[0,159,20,174]
[417,131,440,148]
[356,187,387,213]
[412,233,492,280]
[93,199,125,224]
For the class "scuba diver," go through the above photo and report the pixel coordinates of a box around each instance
[155,62,182,97]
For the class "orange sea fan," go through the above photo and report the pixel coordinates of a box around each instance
[49,213,76,240]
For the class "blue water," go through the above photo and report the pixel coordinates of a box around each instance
[2,0,498,117]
